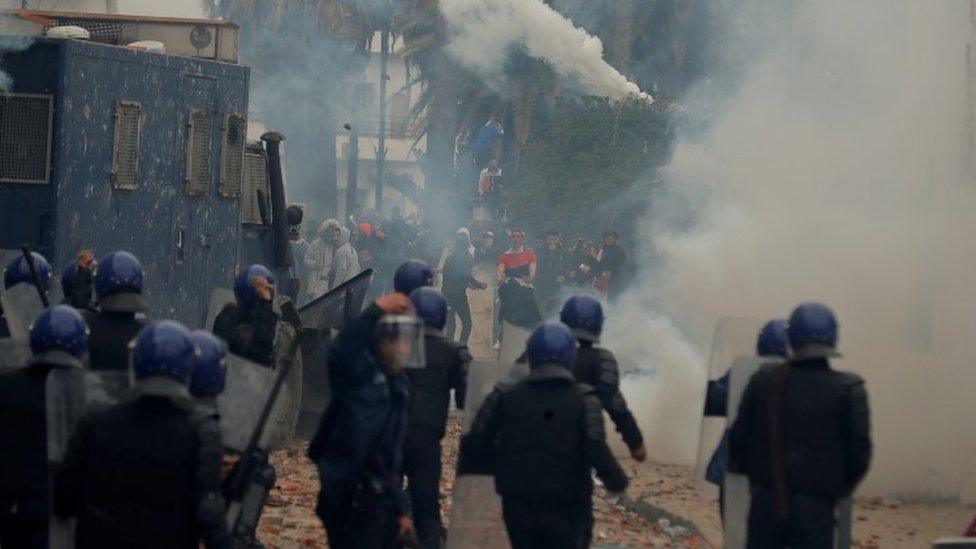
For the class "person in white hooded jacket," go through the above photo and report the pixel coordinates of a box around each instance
[329,225,361,291]
[305,219,340,298]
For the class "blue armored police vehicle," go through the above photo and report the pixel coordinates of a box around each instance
[0,9,295,327]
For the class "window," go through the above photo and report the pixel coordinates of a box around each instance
[219,113,246,197]
[0,93,53,184]
[185,109,213,195]
[111,100,142,189]
[241,150,270,225]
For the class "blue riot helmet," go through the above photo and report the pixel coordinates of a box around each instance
[559,295,604,343]
[409,287,447,331]
[526,322,576,368]
[756,318,790,358]
[132,321,195,383]
[393,259,433,296]
[94,251,148,313]
[29,305,89,366]
[788,302,840,360]
[4,252,51,290]
[188,330,228,398]
[233,264,275,310]
[373,314,425,370]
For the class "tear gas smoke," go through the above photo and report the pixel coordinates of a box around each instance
[607,0,976,503]
[439,0,651,102]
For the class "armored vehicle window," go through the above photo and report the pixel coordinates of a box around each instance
[0,93,53,185]
[219,113,246,197]
[242,151,270,225]
[111,100,142,190]
[185,109,213,195]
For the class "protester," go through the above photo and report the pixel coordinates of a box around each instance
[305,219,341,298]
[442,228,487,345]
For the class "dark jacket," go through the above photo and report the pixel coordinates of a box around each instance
[406,333,469,438]
[572,343,643,450]
[534,245,566,295]
[212,301,278,367]
[81,310,149,371]
[0,362,57,527]
[54,383,231,549]
[458,364,628,500]
[441,251,479,297]
[64,267,94,310]
[728,359,872,498]
[308,304,411,517]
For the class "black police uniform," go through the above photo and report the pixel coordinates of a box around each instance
[309,304,412,549]
[54,383,232,549]
[64,267,94,310]
[213,301,278,367]
[460,364,629,549]
[0,362,59,548]
[81,309,149,371]
[403,333,470,549]
[729,358,872,549]
[572,343,643,450]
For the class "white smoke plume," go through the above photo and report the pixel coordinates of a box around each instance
[439,0,650,101]
[609,0,976,503]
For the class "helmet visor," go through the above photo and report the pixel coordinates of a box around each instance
[374,315,426,370]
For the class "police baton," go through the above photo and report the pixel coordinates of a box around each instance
[21,244,49,308]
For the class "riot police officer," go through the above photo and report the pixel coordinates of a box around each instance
[54,321,232,549]
[188,330,228,416]
[394,259,434,296]
[213,264,279,367]
[405,287,470,549]
[308,292,420,548]
[459,322,629,549]
[82,251,150,371]
[0,305,87,548]
[560,295,645,459]
[704,318,789,519]
[1,252,53,339]
[729,303,872,549]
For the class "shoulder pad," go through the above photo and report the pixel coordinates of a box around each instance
[576,382,597,397]
[596,347,617,362]
[834,370,866,387]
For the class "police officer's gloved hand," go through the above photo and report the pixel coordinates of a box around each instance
[630,444,647,463]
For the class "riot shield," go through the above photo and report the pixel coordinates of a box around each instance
[294,270,373,439]
[267,321,302,449]
[1,282,45,340]
[205,288,236,331]
[694,317,763,498]
[447,323,532,549]
[298,269,374,329]
[217,354,277,453]
[46,367,128,548]
[0,337,30,371]
[722,355,768,549]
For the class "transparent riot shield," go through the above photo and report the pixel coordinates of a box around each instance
[723,355,769,549]
[205,288,236,331]
[267,322,302,449]
[294,271,373,439]
[298,269,374,329]
[0,337,31,371]
[217,354,277,453]
[694,317,763,498]
[46,367,86,549]
[447,322,532,549]
[1,283,46,340]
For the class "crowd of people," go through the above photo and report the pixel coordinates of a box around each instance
[0,236,874,549]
